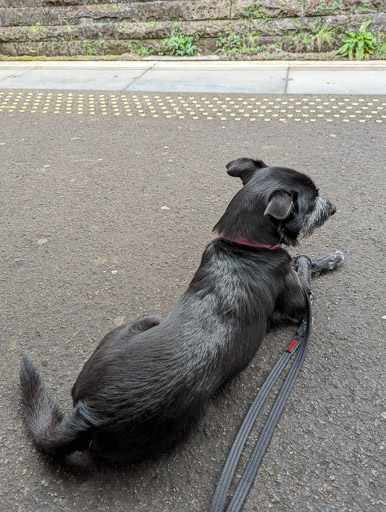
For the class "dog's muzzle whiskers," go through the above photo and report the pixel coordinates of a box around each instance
[300,196,333,237]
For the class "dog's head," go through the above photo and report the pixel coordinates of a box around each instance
[213,158,336,247]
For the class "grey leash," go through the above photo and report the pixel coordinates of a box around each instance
[210,287,313,512]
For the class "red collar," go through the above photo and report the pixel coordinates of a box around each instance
[221,235,280,250]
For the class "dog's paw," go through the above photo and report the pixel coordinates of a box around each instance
[327,250,344,269]
[310,251,344,277]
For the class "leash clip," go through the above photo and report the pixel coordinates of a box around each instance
[304,286,314,303]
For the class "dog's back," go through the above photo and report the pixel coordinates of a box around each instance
[70,239,291,460]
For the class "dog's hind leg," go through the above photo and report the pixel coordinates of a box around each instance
[311,251,344,278]
[71,314,161,405]
[129,315,161,333]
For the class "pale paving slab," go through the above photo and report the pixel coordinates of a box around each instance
[0,65,34,84]
[0,64,151,91]
[287,65,386,95]
[127,61,288,93]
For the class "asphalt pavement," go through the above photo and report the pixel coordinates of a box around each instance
[0,62,385,512]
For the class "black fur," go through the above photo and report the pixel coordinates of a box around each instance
[20,158,342,462]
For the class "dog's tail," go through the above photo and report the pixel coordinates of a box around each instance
[19,357,102,457]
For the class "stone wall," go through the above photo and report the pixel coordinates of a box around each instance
[0,0,385,58]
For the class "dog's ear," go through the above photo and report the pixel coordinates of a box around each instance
[226,158,267,185]
[264,191,293,220]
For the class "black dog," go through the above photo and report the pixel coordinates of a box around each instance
[20,158,343,462]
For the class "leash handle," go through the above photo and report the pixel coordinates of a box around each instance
[210,289,312,512]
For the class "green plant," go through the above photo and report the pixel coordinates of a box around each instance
[292,30,312,47]
[135,45,150,57]
[242,2,270,22]
[117,22,128,34]
[165,22,198,56]
[82,39,107,56]
[30,22,45,34]
[348,0,382,14]
[216,29,268,55]
[374,32,386,59]
[358,0,371,13]
[244,34,268,54]
[314,0,342,16]
[336,19,376,60]
[313,25,337,51]
[216,29,244,53]
[96,39,108,51]
[83,40,97,56]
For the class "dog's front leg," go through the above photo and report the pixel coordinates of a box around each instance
[269,251,343,331]
[294,251,344,282]
[269,255,312,330]
[310,251,344,278]
[268,266,309,330]
[295,255,312,290]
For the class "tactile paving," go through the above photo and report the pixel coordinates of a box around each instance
[0,92,384,123]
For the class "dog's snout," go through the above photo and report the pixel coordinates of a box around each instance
[330,204,336,216]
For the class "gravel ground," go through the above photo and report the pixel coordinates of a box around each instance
[0,94,385,511]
